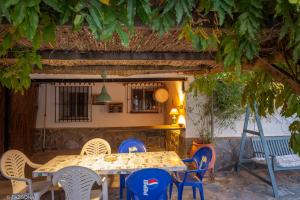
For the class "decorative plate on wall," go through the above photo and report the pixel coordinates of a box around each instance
[154,88,169,103]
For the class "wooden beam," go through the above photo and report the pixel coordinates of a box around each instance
[31,64,212,75]
[32,77,187,83]
[7,50,215,61]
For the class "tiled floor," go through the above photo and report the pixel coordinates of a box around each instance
[0,151,299,200]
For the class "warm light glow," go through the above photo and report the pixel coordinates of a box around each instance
[178,115,186,127]
[176,81,186,104]
[169,108,179,115]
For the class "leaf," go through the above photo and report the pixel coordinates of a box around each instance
[1,34,13,50]
[74,1,85,12]
[60,8,71,25]
[181,0,192,18]
[139,0,151,16]
[43,0,63,12]
[3,0,20,8]
[11,1,26,25]
[175,1,183,24]
[136,3,150,23]
[213,0,235,25]
[116,26,129,46]
[73,14,84,31]
[32,31,41,49]
[100,22,117,40]
[27,9,39,40]
[33,54,42,69]
[127,0,136,26]
[86,15,99,38]
[24,0,40,7]
[43,22,56,43]
[88,5,102,29]
[162,0,176,15]
[292,43,300,63]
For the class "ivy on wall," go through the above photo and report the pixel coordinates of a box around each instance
[0,0,299,153]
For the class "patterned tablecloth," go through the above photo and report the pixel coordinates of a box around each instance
[33,151,187,177]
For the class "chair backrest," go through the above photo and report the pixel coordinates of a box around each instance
[0,150,29,193]
[80,138,111,155]
[192,146,213,179]
[251,136,293,158]
[52,166,101,200]
[126,168,172,200]
[118,138,146,153]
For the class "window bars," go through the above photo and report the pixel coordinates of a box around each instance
[55,85,92,122]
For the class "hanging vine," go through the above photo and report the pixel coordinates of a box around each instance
[0,0,300,153]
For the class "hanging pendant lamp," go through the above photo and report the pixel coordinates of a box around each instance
[95,70,112,104]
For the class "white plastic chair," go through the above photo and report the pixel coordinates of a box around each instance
[0,149,54,200]
[80,138,111,155]
[52,166,108,200]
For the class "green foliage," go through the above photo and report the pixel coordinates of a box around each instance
[212,0,235,25]
[0,0,300,152]
[190,72,247,128]
[213,81,245,128]
[0,51,41,92]
[242,69,300,154]
[290,121,300,154]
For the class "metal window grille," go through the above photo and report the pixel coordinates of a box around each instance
[55,85,92,122]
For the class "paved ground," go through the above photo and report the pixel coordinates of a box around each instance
[0,150,299,199]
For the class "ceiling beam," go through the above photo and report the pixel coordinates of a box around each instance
[7,50,215,61]
[31,77,187,83]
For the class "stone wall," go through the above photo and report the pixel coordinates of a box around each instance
[34,128,183,153]
[34,128,253,171]
[180,137,253,171]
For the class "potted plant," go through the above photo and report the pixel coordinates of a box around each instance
[190,131,216,179]
[188,73,245,179]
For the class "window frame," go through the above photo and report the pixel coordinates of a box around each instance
[54,85,92,123]
[128,83,164,113]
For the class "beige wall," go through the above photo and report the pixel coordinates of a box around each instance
[36,81,183,128]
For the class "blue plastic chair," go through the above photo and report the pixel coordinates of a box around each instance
[169,146,213,200]
[118,138,146,153]
[126,168,172,200]
[118,138,146,199]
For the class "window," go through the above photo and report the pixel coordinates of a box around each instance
[128,83,164,113]
[55,86,92,122]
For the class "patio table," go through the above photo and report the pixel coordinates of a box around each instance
[32,151,187,177]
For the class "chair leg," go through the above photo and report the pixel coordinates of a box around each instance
[102,177,109,200]
[51,187,54,200]
[177,185,184,200]
[169,183,173,199]
[120,175,125,199]
[198,185,204,200]
[33,193,40,200]
[120,181,123,199]
[126,189,131,200]
[192,186,196,199]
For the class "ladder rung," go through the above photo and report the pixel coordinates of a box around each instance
[244,129,260,136]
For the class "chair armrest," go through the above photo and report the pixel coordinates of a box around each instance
[254,151,276,158]
[6,176,34,194]
[177,169,206,183]
[7,176,32,183]
[184,169,207,174]
[182,158,194,163]
[27,160,42,169]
